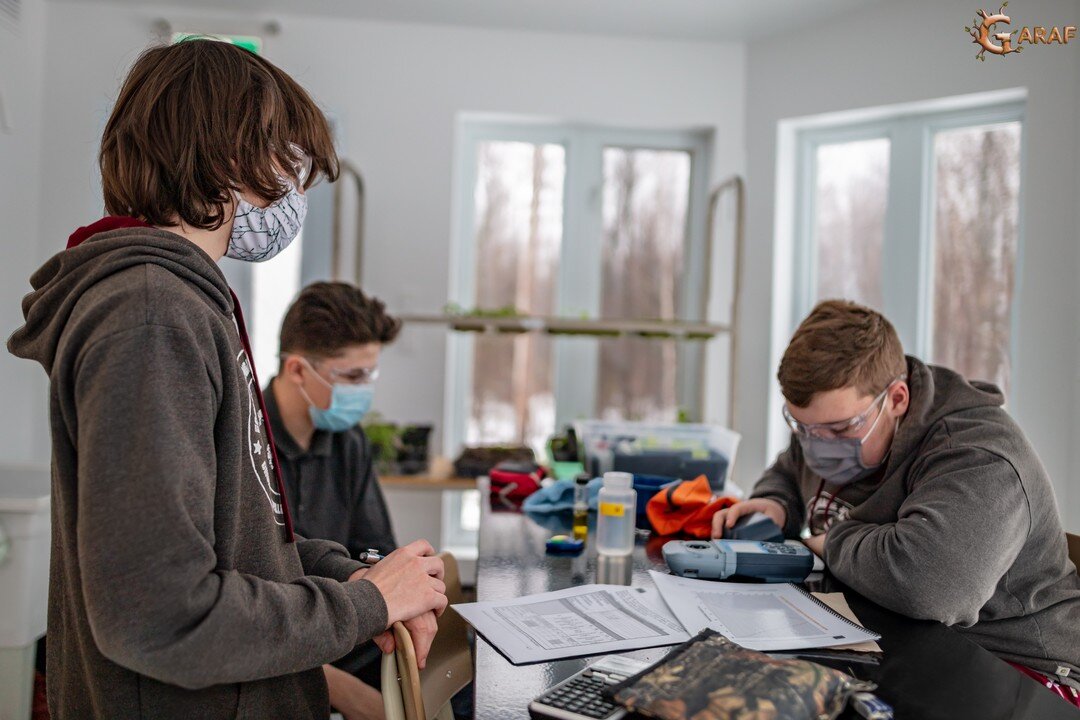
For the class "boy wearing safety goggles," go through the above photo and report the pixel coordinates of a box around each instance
[712,299,1080,703]
[267,282,402,719]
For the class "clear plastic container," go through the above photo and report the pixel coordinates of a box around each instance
[596,472,636,556]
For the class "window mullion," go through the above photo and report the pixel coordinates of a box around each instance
[552,128,603,430]
[881,117,929,356]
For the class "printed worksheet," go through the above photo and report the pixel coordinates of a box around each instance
[649,570,880,652]
[453,584,690,664]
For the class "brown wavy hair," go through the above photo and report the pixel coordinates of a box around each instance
[778,299,906,408]
[100,38,338,230]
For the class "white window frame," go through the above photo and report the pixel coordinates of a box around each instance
[444,117,712,456]
[793,100,1026,360]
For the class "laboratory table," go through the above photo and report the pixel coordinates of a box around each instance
[470,495,1078,720]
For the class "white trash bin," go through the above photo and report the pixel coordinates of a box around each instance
[0,464,50,720]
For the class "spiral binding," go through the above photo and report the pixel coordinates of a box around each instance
[791,584,878,635]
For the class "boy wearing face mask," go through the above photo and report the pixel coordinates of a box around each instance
[266,282,400,719]
[7,40,447,719]
[712,300,1080,704]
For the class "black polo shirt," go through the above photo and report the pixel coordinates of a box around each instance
[264,380,397,558]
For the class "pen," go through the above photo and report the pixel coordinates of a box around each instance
[359,548,384,565]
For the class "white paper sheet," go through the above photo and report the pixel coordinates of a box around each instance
[649,570,880,652]
[453,584,690,664]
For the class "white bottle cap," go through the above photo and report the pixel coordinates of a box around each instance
[603,471,633,489]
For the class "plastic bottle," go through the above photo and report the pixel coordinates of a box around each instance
[596,472,636,556]
[572,474,590,542]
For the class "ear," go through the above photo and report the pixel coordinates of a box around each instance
[281,354,307,386]
[889,380,910,417]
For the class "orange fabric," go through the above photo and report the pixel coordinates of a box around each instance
[683,497,739,538]
[646,475,738,538]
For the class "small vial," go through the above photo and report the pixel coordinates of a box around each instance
[596,472,636,556]
[572,474,590,542]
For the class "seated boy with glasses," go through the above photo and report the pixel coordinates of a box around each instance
[712,299,1080,705]
[267,281,401,720]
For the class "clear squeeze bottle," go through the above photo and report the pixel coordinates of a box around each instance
[596,472,636,556]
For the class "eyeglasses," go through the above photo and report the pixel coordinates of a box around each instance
[317,361,380,386]
[293,355,380,385]
[783,375,906,441]
[288,143,313,187]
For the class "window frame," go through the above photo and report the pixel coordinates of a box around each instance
[792,100,1026,365]
[445,118,712,456]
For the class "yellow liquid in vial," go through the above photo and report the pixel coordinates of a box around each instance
[573,509,588,541]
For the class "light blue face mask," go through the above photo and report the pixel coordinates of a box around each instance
[301,360,375,432]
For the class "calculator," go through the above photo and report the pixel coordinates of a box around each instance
[662,538,814,582]
[528,655,652,720]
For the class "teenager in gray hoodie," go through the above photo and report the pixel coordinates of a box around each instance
[713,300,1080,706]
[7,40,447,719]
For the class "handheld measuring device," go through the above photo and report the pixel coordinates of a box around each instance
[662,539,814,583]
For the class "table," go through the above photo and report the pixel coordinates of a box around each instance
[471,498,1079,719]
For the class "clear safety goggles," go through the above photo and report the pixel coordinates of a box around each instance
[783,375,905,441]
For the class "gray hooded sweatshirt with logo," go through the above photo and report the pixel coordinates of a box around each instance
[752,355,1080,683]
[7,228,388,719]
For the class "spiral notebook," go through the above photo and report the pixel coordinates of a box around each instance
[649,570,881,652]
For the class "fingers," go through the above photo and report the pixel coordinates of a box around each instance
[403,539,436,558]
[374,631,396,654]
[428,576,446,595]
[422,555,445,581]
[408,613,439,670]
[726,503,752,528]
[711,509,727,538]
[433,591,449,617]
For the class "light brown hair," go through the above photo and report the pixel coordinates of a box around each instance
[778,299,906,408]
[280,282,402,359]
[100,38,338,230]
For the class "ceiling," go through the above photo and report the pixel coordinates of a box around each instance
[60,0,885,43]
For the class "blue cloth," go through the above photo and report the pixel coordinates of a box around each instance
[522,477,604,513]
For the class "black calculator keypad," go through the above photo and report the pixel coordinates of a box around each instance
[537,672,621,718]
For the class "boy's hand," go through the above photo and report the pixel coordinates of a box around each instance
[372,613,440,669]
[357,540,448,627]
[710,498,787,538]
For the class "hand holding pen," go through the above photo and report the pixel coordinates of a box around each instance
[348,539,446,668]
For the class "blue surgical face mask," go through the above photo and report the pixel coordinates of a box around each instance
[300,360,375,432]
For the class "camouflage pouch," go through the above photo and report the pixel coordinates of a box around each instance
[604,629,875,720]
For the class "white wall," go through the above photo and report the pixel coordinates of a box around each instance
[30,0,746,463]
[0,0,48,465]
[739,0,1080,531]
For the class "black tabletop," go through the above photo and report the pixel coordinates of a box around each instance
[471,497,1079,720]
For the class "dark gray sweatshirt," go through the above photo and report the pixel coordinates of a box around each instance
[7,227,389,719]
[752,355,1080,683]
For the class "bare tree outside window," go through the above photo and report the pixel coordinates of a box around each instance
[814,139,890,309]
[468,141,564,451]
[932,122,1020,393]
[597,148,691,422]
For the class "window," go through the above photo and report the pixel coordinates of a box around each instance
[598,147,693,422]
[448,122,711,455]
[794,101,1023,393]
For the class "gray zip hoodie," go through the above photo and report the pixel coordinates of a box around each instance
[7,226,388,719]
[752,355,1080,683]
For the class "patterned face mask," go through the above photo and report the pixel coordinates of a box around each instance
[226,180,307,262]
